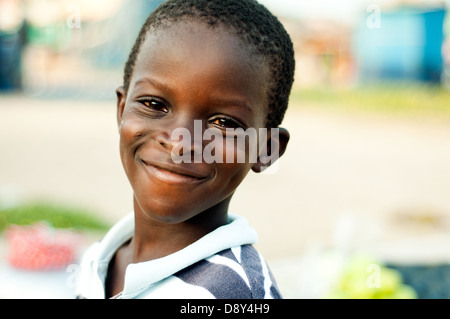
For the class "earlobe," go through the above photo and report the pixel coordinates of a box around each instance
[252,127,290,173]
[116,86,127,130]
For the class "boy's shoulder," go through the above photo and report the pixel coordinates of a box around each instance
[172,245,282,299]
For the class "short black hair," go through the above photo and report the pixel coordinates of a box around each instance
[123,0,295,128]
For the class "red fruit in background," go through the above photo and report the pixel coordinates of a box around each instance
[6,223,81,270]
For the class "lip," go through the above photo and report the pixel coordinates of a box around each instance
[141,159,209,185]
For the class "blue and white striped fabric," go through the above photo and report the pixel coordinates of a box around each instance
[75,213,282,299]
[173,245,281,299]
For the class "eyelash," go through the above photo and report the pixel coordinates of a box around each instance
[209,116,245,129]
[138,98,169,113]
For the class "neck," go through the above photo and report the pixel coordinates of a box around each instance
[129,197,230,263]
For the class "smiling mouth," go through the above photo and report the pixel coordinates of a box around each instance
[141,160,209,185]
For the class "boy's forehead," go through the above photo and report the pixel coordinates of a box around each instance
[131,20,270,122]
[143,20,258,67]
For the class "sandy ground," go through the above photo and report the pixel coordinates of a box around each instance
[1,94,450,298]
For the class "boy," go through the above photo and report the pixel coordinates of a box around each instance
[75,0,295,299]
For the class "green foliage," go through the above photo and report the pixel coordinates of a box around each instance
[0,201,110,233]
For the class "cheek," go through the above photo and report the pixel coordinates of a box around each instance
[205,133,260,165]
[213,137,253,182]
[214,161,251,201]
[200,135,252,196]
[120,114,146,139]
[119,115,149,167]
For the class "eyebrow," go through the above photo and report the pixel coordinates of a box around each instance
[133,77,254,114]
[134,77,169,91]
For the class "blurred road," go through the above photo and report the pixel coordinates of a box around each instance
[1,94,450,297]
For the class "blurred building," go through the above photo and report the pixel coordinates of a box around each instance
[0,0,25,91]
[1,0,448,95]
[279,0,449,89]
[281,17,355,89]
[353,2,447,84]
[0,0,164,96]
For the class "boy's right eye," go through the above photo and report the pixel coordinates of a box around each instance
[138,98,169,113]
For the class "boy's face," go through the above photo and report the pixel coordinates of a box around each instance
[116,21,287,224]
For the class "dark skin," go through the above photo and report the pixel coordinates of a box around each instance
[105,20,290,298]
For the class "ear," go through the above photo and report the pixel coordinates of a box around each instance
[116,86,127,130]
[252,127,290,173]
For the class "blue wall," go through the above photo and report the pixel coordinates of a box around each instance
[354,7,446,83]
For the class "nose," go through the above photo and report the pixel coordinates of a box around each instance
[156,119,204,160]
[155,130,178,151]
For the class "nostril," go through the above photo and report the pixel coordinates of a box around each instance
[156,130,179,152]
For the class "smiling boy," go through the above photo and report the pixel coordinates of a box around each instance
[75,0,295,299]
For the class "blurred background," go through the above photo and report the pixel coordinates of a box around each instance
[1,0,450,299]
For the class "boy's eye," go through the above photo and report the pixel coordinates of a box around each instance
[139,99,169,113]
[209,117,243,129]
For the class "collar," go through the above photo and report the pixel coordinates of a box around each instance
[77,213,258,298]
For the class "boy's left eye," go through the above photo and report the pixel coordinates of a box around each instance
[209,117,244,129]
